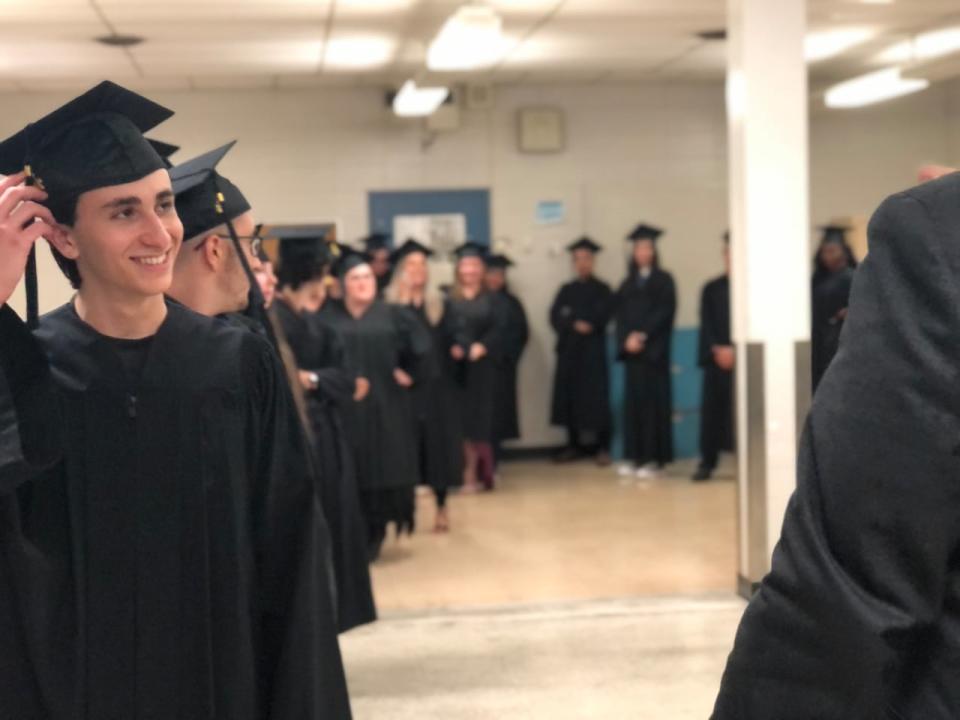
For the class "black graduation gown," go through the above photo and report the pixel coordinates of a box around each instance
[444,292,503,443]
[811,266,855,392]
[697,275,734,469]
[549,277,614,435]
[273,300,376,634]
[0,300,351,720]
[319,300,429,535]
[403,302,464,493]
[490,289,529,442]
[615,269,677,466]
[712,176,960,718]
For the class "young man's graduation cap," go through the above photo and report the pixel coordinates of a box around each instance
[486,254,515,269]
[169,141,275,341]
[627,223,664,242]
[390,238,434,264]
[452,241,489,261]
[567,236,603,254]
[0,80,173,327]
[147,139,180,169]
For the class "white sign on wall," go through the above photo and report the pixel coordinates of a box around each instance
[393,214,468,256]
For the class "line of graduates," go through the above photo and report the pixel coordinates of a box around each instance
[257,235,530,563]
[550,222,858,484]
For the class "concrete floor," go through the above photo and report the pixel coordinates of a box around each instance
[343,459,743,719]
[341,595,744,720]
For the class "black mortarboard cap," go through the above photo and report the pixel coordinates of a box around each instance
[723,230,731,244]
[271,227,332,265]
[363,232,391,252]
[453,241,489,261]
[486,254,514,269]
[336,248,373,279]
[170,141,251,241]
[0,81,172,216]
[567,236,602,254]
[819,224,850,245]
[148,138,180,169]
[390,238,434,264]
[627,223,664,242]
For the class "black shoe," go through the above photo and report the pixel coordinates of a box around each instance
[553,447,582,463]
[692,466,713,482]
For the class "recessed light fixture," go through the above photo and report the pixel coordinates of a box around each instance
[876,27,960,64]
[325,35,396,70]
[805,28,874,63]
[96,34,145,48]
[393,80,449,117]
[427,4,506,71]
[825,67,928,108]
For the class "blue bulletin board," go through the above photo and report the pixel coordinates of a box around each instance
[367,189,492,248]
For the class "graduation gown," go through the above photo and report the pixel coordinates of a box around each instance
[319,300,429,535]
[811,266,855,392]
[490,289,529,442]
[403,302,464,493]
[444,292,503,443]
[615,268,677,465]
[273,300,376,634]
[697,275,734,468]
[713,176,960,719]
[549,277,614,434]
[0,300,351,720]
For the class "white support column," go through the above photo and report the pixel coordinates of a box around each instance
[726,0,810,595]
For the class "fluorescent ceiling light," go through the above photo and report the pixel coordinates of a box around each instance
[825,67,929,108]
[427,4,506,71]
[393,80,449,117]
[325,35,396,70]
[805,28,874,63]
[876,27,960,64]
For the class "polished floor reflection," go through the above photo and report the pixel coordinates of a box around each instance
[342,595,744,719]
[371,458,738,611]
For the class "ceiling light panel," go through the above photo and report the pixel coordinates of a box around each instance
[805,28,875,62]
[324,34,398,70]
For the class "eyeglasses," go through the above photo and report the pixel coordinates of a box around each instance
[193,234,262,256]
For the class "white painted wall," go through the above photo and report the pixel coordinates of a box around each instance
[4,79,958,446]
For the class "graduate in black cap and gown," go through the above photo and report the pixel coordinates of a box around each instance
[693,233,735,482]
[0,83,350,718]
[319,250,431,560]
[362,232,393,295]
[385,239,464,532]
[550,237,614,465]
[811,225,858,392]
[445,242,504,491]
[269,229,377,631]
[615,223,677,479]
[484,254,529,459]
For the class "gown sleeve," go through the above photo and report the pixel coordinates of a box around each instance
[247,338,351,719]
[0,304,61,494]
[697,282,718,368]
[549,285,573,336]
[391,304,433,380]
[713,189,960,719]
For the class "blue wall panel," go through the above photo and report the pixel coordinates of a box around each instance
[367,189,491,247]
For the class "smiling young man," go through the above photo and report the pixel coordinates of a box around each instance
[0,82,350,719]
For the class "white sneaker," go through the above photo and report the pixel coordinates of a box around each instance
[617,463,636,477]
[635,465,661,480]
